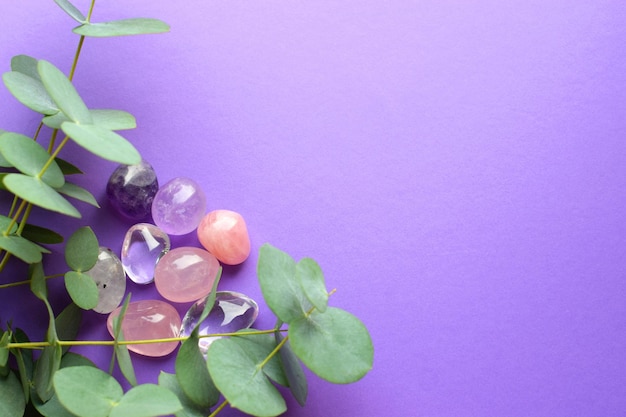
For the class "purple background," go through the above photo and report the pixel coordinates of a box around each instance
[2,1,626,416]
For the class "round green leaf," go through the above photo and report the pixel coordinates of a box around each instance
[73,18,170,37]
[61,122,141,165]
[158,372,210,417]
[64,226,99,271]
[53,366,123,417]
[0,235,43,264]
[0,132,65,187]
[175,334,219,408]
[0,371,26,417]
[3,173,80,218]
[37,60,92,124]
[289,308,373,384]
[296,257,328,313]
[2,71,59,115]
[232,331,288,387]
[109,384,182,417]
[64,271,99,310]
[207,338,286,417]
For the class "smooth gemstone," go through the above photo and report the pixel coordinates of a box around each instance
[197,210,251,265]
[106,160,159,220]
[154,247,220,303]
[88,247,126,314]
[107,299,181,357]
[180,291,259,356]
[151,177,206,235]
[121,223,170,285]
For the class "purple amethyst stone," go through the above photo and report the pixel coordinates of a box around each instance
[106,160,159,220]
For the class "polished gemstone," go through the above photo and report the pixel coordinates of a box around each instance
[88,247,126,314]
[107,299,181,357]
[154,247,220,303]
[151,177,206,235]
[106,160,159,220]
[197,210,251,265]
[121,223,170,285]
[179,291,259,356]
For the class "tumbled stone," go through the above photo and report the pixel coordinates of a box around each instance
[197,210,251,265]
[88,247,126,314]
[107,299,181,357]
[106,160,159,220]
[151,177,206,235]
[121,223,170,285]
[179,291,259,356]
[154,247,220,303]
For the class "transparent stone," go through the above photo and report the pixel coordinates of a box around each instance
[107,299,181,357]
[106,160,159,220]
[180,291,259,356]
[151,177,206,235]
[89,247,126,314]
[121,223,170,285]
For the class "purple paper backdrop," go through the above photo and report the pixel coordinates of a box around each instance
[2,1,626,416]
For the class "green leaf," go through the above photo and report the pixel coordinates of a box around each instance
[43,109,136,131]
[158,372,211,417]
[207,338,286,417]
[0,234,44,264]
[57,181,99,207]
[29,262,47,301]
[0,214,18,234]
[11,55,41,80]
[55,157,83,175]
[232,330,288,387]
[275,331,307,405]
[289,307,373,384]
[110,384,182,417]
[64,226,99,271]
[34,343,63,402]
[0,131,13,168]
[114,337,137,387]
[0,132,65,187]
[54,0,86,23]
[10,328,33,403]
[175,334,219,408]
[0,371,26,417]
[21,223,64,244]
[192,267,222,336]
[2,71,59,115]
[3,173,80,218]
[257,243,311,323]
[61,122,141,165]
[53,366,123,417]
[55,303,82,354]
[296,257,328,313]
[0,332,9,376]
[38,60,92,124]
[64,271,99,310]
[73,18,170,37]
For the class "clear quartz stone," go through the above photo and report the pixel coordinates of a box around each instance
[121,223,170,285]
[89,247,126,314]
[180,291,259,356]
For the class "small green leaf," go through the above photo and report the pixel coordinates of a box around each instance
[158,372,211,417]
[55,303,82,354]
[232,330,288,387]
[34,343,62,402]
[64,271,99,310]
[207,338,286,417]
[57,182,99,207]
[0,235,44,264]
[296,257,328,313]
[10,328,33,403]
[38,60,92,124]
[53,366,123,417]
[3,173,80,218]
[0,332,9,375]
[257,244,311,323]
[115,337,137,387]
[73,18,170,37]
[21,223,64,244]
[192,267,222,336]
[61,122,141,165]
[43,108,136,131]
[55,157,83,175]
[109,384,182,417]
[64,226,99,271]
[0,132,65,187]
[29,262,47,301]
[275,331,307,406]
[175,334,219,408]
[54,0,87,23]
[0,371,26,417]
[0,215,18,235]
[0,131,13,168]
[11,55,41,80]
[289,308,373,384]
[2,71,59,115]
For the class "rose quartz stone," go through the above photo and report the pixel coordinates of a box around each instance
[106,299,181,357]
[197,210,251,265]
[154,247,220,303]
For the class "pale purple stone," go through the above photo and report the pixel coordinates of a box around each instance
[121,223,170,285]
[179,291,259,356]
[151,177,206,235]
[106,160,159,220]
[88,247,126,314]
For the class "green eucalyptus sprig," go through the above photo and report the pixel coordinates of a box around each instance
[0,1,374,417]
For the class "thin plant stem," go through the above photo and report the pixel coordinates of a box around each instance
[208,400,229,417]
[257,333,289,370]
[0,273,64,290]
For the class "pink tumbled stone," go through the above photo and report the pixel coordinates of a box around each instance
[106,300,181,357]
[154,247,220,303]
[197,210,251,265]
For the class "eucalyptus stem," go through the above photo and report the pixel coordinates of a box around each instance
[38,135,70,179]
[208,400,229,417]
[0,273,64,289]
[257,333,289,370]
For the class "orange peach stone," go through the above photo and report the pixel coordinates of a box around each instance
[197,209,251,265]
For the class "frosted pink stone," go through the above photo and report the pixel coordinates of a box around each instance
[154,247,220,303]
[106,300,181,357]
[197,210,251,265]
